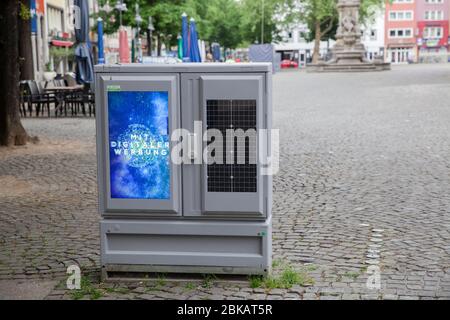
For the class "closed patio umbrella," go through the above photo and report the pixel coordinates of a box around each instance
[74,0,94,84]
[97,17,105,64]
[119,27,131,63]
[189,18,201,63]
[177,34,183,60]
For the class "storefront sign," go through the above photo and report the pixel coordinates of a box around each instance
[35,0,45,14]
[425,39,440,47]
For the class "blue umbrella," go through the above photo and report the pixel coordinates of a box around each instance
[181,13,189,60]
[97,17,105,64]
[74,0,94,84]
[189,18,201,63]
[212,42,221,62]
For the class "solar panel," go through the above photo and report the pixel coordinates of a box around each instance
[206,99,257,193]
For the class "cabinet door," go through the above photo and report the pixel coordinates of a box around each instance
[181,74,265,217]
[96,74,181,215]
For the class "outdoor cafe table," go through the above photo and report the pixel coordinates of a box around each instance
[44,85,84,116]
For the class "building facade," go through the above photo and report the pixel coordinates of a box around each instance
[361,6,386,61]
[30,0,103,81]
[275,24,334,68]
[416,0,450,63]
[30,0,74,80]
[385,0,417,64]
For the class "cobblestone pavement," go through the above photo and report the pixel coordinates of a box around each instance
[1,64,450,300]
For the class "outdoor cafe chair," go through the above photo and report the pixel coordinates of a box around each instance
[22,80,55,117]
[64,84,94,117]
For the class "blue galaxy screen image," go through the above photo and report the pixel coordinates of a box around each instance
[108,91,170,199]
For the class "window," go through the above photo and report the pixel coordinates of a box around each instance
[370,30,377,40]
[388,11,414,21]
[47,5,64,34]
[423,27,444,38]
[425,0,443,3]
[425,10,444,21]
[388,28,414,38]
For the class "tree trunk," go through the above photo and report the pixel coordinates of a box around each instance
[18,0,33,81]
[312,19,321,64]
[0,0,29,146]
[157,34,162,56]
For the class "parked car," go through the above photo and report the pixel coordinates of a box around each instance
[280,59,299,69]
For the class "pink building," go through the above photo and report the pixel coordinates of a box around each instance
[385,0,417,63]
[416,0,450,62]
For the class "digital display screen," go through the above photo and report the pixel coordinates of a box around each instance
[108,91,170,199]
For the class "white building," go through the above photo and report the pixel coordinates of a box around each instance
[31,0,101,81]
[274,23,335,67]
[360,6,386,61]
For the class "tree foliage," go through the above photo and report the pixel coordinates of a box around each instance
[95,0,186,49]
[240,0,283,46]
[94,0,284,49]
[192,0,243,49]
[93,0,387,51]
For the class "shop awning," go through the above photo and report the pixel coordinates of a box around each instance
[51,39,74,47]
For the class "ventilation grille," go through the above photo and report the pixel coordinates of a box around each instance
[206,99,257,193]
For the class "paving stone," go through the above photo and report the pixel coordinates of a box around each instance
[320,295,342,300]
[398,296,420,300]
[302,293,318,300]
[382,294,398,300]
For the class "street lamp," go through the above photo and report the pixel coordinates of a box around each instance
[135,4,143,62]
[147,16,155,56]
[160,33,165,56]
[114,0,129,63]
[261,0,265,44]
[114,0,127,27]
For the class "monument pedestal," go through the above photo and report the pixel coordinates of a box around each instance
[307,60,390,73]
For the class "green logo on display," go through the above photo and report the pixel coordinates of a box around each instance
[107,85,121,91]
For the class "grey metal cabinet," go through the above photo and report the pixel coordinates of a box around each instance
[94,63,272,278]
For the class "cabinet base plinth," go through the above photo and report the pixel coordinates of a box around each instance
[100,218,271,280]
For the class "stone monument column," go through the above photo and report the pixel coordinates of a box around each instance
[331,0,367,64]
